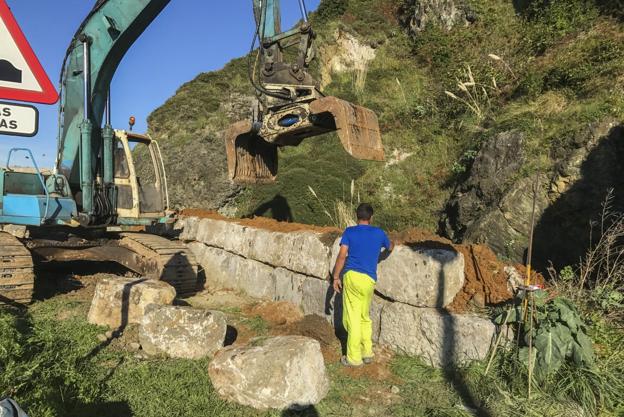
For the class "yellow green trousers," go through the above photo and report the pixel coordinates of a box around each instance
[342,270,376,364]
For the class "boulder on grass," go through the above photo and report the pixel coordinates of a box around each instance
[139,305,227,359]
[87,277,176,329]
[208,336,329,410]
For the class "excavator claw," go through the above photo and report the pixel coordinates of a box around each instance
[225,96,384,184]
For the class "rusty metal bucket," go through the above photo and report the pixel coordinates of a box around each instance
[224,96,384,183]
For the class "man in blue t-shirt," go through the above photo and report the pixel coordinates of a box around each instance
[332,203,393,367]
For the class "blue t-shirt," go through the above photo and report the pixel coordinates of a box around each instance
[340,224,391,281]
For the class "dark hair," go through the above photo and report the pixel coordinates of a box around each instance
[356,203,374,221]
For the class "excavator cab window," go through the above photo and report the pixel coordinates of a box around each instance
[114,140,130,179]
[129,138,163,214]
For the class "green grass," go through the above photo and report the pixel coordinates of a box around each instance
[2,289,623,417]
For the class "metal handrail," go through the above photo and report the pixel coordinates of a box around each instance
[153,140,170,211]
[5,148,51,223]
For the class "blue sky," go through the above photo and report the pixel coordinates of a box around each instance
[0,0,319,168]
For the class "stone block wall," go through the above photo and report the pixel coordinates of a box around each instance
[177,216,501,367]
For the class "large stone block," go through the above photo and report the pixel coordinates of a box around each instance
[178,216,200,242]
[246,229,335,280]
[331,240,465,308]
[379,302,498,367]
[236,258,276,300]
[139,305,227,359]
[301,277,332,318]
[190,242,276,299]
[376,245,465,308]
[273,268,306,306]
[208,336,329,410]
[87,277,176,329]
[192,217,335,279]
[188,242,238,289]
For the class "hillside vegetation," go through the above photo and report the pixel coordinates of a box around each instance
[149,0,624,267]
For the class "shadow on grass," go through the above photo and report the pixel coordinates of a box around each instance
[437,245,492,417]
[281,406,320,417]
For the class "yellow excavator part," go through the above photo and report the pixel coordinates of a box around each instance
[225,96,384,184]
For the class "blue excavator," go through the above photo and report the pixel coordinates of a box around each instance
[0,0,384,304]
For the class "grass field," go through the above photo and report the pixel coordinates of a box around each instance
[1,269,622,417]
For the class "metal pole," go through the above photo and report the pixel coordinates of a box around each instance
[82,36,91,119]
[79,35,94,218]
[102,89,114,187]
[105,89,111,126]
[298,0,308,22]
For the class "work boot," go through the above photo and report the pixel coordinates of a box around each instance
[340,356,363,367]
[363,356,374,365]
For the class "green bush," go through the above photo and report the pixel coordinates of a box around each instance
[315,0,348,22]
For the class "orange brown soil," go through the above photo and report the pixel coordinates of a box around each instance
[448,244,513,312]
[243,300,303,326]
[180,209,340,234]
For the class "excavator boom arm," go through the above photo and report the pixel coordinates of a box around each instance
[56,0,170,218]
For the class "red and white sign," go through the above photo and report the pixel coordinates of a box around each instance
[0,0,58,104]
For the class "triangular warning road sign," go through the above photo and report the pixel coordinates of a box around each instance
[0,0,58,104]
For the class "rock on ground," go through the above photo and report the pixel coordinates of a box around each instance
[87,277,176,329]
[379,302,498,367]
[208,336,329,410]
[139,305,227,359]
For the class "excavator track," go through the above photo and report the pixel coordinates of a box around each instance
[117,232,199,295]
[0,232,35,305]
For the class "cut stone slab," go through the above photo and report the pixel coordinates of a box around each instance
[208,335,329,410]
[187,216,336,279]
[273,267,306,306]
[301,277,331,318]
[139,305,227,359]
[376,245,465,308]
[330,239,465,308]
[87,277,176,329]
[379,302,498,367]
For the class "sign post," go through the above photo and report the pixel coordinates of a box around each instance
[0,0,58,137]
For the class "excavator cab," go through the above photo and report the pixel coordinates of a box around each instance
[113,130,169,222]
[225,0,384,183]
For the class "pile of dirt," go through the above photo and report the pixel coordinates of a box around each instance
[273,314,336,347]
[448,244,513,312]
[243,301,303,326]
[180,209,340,234]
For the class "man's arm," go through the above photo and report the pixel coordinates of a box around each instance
[332,245,348,293]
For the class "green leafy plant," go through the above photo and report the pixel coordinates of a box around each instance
[495,292,595,380]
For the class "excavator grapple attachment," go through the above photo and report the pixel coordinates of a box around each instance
[225,96,384,184]
[225,120,278,184]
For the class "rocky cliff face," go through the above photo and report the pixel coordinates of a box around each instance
[444,121,624,269]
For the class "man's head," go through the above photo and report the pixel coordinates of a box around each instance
[356,203,374,223]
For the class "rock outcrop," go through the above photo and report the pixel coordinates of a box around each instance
[399,0,476,33]
[208,336,329,410]
[319,29,377,90]
[443,121,624,269]
[87,277,176,329]
[139,305,227,359]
